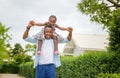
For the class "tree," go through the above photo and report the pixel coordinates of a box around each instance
[10,43,32,64]
[25,44,36,55]
[10,43,24,58]
[77,0,120,52]
[13,54,32,64]
[0,22,11,61]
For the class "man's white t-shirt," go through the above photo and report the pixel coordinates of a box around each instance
[39,39,54,65]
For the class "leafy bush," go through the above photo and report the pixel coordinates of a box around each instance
[13,54,32,64]
[56,52,114,78]
[97,73,120,78]
[105,53,120,73]
[19,62,35,78]
[0,62,19,73]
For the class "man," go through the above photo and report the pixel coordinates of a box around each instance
[23,21,73,78]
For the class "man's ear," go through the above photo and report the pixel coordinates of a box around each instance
[44,29,45,34]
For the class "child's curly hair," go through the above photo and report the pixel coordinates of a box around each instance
[49,15,57,21]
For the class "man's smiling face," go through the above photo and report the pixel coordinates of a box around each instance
[44,27,53,39]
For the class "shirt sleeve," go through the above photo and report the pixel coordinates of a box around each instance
[24,36,37,43]
[58,37,69,43]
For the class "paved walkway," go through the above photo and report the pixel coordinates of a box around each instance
[0,74,25,78]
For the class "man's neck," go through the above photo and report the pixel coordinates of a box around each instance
[45,38,52,40]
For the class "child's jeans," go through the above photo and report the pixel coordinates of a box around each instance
[36,64,56,78]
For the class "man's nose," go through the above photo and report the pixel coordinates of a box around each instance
[50,23,54,25]
[47,33,50,35]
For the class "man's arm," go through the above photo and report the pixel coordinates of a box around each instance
[23,22,32,39]
[55,24,68,31]
[58,27,73,43]
[23,20,46,39]
[22,21,37,43]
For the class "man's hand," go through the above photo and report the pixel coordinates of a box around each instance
[55,50,59,55]
[67,27,73,41]
[67,27,73,33]
[28,20,35,27]
[37,51,41,55]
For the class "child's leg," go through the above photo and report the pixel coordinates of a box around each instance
[53,35,59,55]
[37,40,42,55]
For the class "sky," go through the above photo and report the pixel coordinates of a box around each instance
[0,0,108,50]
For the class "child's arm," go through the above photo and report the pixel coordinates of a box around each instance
[53,35,59,55]
[34,22,48,26]
[55,24,68,31]
[37,40,42,55]
[30,20,48,27]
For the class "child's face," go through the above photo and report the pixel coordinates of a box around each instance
[49,17,56,26]
[44,27,53,39]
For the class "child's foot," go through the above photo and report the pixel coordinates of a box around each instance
[55,50,59,55]
[37,51,41,55]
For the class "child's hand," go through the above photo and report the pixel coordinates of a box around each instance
[55,51,59,55]
[28,21,34,28]
[29,20,36,26]
[37,51,41,55]
[67,27,73,32]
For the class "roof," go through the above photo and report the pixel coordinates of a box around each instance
[70,33,109,50]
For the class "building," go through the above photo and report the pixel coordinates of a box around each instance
[63,34,109,56]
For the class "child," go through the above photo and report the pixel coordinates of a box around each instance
[30,15,69,55]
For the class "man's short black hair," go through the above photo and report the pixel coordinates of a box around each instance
[44,25,54,30]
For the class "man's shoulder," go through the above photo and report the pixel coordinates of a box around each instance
[58,37,69,43]
[24,36,37,43]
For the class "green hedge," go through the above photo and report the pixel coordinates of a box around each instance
[0,62,19,73]
[57,52,114,78]
[19,62,35,78]
[19,52,116,78]
[97,73,120,78]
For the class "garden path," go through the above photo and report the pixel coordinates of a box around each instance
[0,74,25,78]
